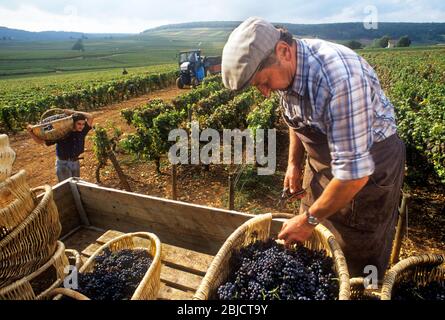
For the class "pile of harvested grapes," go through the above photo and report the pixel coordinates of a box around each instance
[40,114,68,124]
[392,280,445,300]
[217,239,339,300]
[76,248,152,300]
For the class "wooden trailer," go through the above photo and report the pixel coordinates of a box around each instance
[52,178,285,300]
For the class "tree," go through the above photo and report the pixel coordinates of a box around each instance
[344,40,363,49]
[372,35,391,48]
[397,36,411,47]
[72,39,85,51]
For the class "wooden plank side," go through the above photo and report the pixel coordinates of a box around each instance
[157,282,194,300]
[162,243,213,276]
[82,242,102,258]
[86,209,221,254]
[160,265,202,292]
[62,227,106,254]
[77,184,254,254]
[51,181,82,236]
[96,230,213,275]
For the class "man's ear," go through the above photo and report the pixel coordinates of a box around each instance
[275,41,292,62]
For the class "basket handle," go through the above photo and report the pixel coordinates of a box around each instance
[40,108,67,121]
[271,213,295,219]
[47,288,90,300]
[65,249,83,270]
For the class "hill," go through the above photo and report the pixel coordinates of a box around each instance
[0,26,130,41]
[144,21,445,44]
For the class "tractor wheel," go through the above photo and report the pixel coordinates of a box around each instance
[191,77,199,88]
[176,77,184,89]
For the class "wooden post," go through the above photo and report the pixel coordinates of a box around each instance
[107,151,132,192]
[228,174,235,211]
[69,180,90,226]
[390,192,410,266]
[172,164,177,200]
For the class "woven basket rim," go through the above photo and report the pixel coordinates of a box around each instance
[0,185,52,247]
[0,241,66,298]
[0,169,27,191]
[380,253,445,300]
[32,115,73,129]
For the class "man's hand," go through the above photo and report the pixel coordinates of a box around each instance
[64,109,74,115]
[283,163,305,199]
[278,214,314,245]
[26,124,33,133]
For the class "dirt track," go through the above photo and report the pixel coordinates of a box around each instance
[10,86,184,188]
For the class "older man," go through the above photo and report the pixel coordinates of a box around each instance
[222,17,405,278]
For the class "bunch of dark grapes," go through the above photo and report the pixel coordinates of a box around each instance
[217,239,339,300]
[76,248,152,300]
[41,114,68,124]
[392,280,445,300]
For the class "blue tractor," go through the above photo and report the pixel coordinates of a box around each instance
[176,50,221,89]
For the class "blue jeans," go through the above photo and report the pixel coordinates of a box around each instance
[56,159,80,182]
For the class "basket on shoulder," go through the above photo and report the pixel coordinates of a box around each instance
[30,108,73,142]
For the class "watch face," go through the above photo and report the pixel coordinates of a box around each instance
[307,214,319,225]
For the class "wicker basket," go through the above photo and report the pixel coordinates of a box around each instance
[0,134,16,181]
[381,253,445,300]
[349,277,381,300]
[0,170,35,236]
[0,185,61,288]
[31,108,73,142]
[193,213,351,300]
[49,232,162,300]
[0,241,70,300]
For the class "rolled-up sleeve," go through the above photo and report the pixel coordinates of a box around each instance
[324,76,375,180]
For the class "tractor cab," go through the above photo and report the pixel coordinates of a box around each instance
[176,50,205,89]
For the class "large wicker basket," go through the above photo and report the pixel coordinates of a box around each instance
[0,170,35,237]
[31,108,73,142]
[0,241,70,300]
[0,185,61,288]
[0,134,16,181]
[49,232,162,300]
[380,253,445,300]
[193,213,351,300]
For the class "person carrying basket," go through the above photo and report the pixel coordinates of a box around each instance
[27,109,94,182]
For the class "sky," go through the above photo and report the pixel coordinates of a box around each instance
[0,0,444,33]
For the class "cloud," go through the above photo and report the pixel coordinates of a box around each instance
[0,0,444,33]
[0,3,171,33]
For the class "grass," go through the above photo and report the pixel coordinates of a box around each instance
[0,30,228,77]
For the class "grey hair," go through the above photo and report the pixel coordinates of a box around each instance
[258,27,295,71]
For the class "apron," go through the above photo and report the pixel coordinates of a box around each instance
[283,97,406,279]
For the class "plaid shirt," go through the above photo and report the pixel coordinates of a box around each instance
[280,38,397,180]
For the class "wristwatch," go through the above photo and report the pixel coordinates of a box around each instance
[305,210,320,226]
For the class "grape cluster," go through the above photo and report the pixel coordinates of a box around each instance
[392,280,445,300]
[76,248,152,300]
[41,113,68,124]
[217,239,339,300]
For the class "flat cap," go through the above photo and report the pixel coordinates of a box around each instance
[222,17,281,91]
